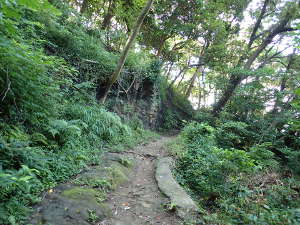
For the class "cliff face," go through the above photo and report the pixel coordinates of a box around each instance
[110,82,195,131]
[109,77,161,129]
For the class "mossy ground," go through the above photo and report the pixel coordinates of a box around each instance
[62,187,100,203]
[28,153,134,225]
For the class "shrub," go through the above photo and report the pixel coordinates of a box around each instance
[159,80,194,130]
[194,110,215,125]
[0,100,152,223]
[162,109,180,130]
[215,121,252,149]
[174,122,300,225]
[279,147,300,174]
[248,143,279,169]
[63,104,132,144]
[176,146,256,198]
[181,122,215,146]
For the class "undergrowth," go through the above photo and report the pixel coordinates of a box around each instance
[0,1,158,224]
[171,122,300,225]
[0,102,157,224]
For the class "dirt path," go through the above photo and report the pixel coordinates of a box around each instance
[101,136,183,225]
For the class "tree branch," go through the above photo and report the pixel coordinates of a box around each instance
[248,0,271,48]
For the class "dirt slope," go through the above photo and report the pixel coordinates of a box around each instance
[101,136,183,225]
[29,136,183,225]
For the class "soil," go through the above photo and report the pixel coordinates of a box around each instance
[29,136,184,225]
[100,136,183,225]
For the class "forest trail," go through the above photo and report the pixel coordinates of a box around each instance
[101,136,183,225]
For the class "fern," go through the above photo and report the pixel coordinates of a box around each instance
[47,119,81,145]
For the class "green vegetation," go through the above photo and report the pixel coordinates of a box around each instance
[87,209,100,223]
[0,1,158,224]
[1,0,299,224]
[172,121,300,225]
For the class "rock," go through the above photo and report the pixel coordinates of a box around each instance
[29,186,111,225]
[61,187,100,203]
[155,157,199,221]
[141,201,152,208]
[104,153,134,168]
[28,156,133,225]
[106,163,130,190]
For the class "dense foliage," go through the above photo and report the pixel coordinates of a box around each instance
[171,122,300,225]
[0,0,299,224]
[0,1,158,224]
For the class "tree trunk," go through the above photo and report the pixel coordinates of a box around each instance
[156,37,169,57]
[99,0,154,104]
[170,68,185,87]
[101,0,116,30]
[177,72,186,88]
[185,66,201,98]
[202,69,206,107]
[164,61,174,78]
[271,52,295,114]
[214,89,217,105]
[211,8,296,117]
[248,0,270,48]
[197,77,202,110]
[212,75,242,116]
[124,17,132,33]
[271,76,287,114]
[80,0,89,14]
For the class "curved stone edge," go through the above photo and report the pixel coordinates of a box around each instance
[155,157,200,221]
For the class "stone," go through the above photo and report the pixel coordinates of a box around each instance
[29,187,111,225]
[155,157,200,221]
[28,155,133,225]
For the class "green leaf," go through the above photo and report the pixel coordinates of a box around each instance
[18,0,41,10]
[2,5,21,19]
[19,175,33,182]
[8,216,16,225]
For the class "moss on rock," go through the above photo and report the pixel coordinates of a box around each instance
[62,187,100,204]
[106,163,129,190]
[29,154,133,225]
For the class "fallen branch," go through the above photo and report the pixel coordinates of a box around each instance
[1,70,11,102]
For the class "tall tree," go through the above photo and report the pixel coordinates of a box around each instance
[99,0,154,103]
[271,50,299,114]
[212,0,299,116]
[185,65,202,98]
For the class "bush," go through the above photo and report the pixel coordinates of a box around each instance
[64,104,132,145]
[248,143,279,169]
[194,110,215,125]
[174,122,300,225]
[181,122,215,146]
[159,80,194,130]
[215,121,252,149]
[40,13,118,83]
[176,146,256,198]
[0,99,154,223]
[162,109,181,130]
[279,147,300,174]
